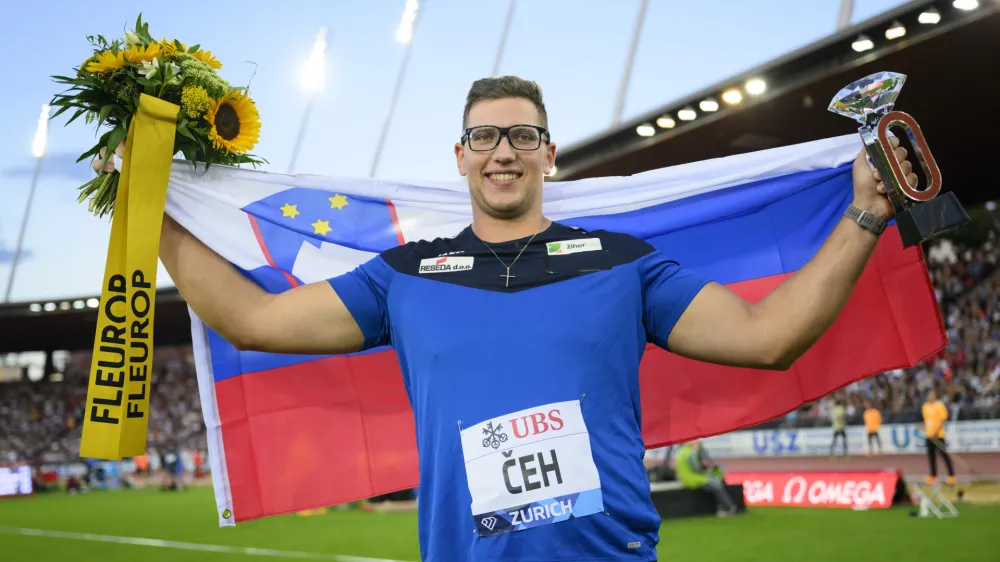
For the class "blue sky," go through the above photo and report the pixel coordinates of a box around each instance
[0,0,907,302]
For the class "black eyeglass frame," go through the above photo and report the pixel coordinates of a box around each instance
[460,124,551,152]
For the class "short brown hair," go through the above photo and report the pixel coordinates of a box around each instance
[462,75,548,130]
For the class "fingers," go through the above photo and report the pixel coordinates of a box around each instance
[894,145,907,163]
[92,145,118,174]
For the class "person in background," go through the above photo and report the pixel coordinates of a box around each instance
[829,397,849,460]
[863,399,883,456]
[674,440,738,517]
[922,388,956,485]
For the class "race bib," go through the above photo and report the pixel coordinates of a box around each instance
[461,400,604,537]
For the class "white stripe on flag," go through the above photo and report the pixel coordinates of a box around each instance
[189,308,236,527]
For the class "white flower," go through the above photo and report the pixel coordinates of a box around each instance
[125,31,141,47]
[140,58,160,79]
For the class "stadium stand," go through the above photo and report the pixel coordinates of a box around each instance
[767,229,1000,431]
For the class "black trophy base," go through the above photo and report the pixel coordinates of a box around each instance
[895,191,970,248]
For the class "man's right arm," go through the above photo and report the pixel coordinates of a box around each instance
[159,215,366,355]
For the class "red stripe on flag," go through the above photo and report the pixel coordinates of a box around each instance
[247,214,301,289]
[217,225,945,522]
[385,199,406,246]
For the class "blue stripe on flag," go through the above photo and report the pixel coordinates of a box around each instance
[563,164,855,284]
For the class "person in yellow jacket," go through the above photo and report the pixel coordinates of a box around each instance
[674,440,738,517]
[863,400,883,456]
[922,389,955,485]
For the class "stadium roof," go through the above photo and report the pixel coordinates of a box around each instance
[2,0,998,355]
[555,0,1000,208]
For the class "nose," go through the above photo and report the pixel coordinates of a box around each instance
[492,135,516,162]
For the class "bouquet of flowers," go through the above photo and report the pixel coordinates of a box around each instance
[51,14,266,218]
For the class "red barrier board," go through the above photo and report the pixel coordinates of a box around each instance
[724,471,899,509]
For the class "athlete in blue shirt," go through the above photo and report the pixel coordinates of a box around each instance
[149,75,913,560]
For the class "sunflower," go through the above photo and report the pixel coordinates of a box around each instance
[85,50,126,73]
[124,42,162,64]
[204,91,261,154]
[191,49,222,69]
[158,37,187,57]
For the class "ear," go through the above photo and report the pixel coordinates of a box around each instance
[454,141,467,177]
[545,141,557,176]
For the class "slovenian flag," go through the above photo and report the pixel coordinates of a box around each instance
[165,133,945,525]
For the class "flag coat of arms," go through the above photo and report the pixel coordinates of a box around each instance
[164,134,945,525]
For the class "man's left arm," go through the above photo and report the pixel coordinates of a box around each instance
[664,139,916,370]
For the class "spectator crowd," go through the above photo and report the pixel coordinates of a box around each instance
[0,345,206,465]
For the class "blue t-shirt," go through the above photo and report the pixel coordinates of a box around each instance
[329,222,710,561]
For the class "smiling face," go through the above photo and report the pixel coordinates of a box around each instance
[455,86,556,222]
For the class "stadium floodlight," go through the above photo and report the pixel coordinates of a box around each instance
[31,105,50,159]
[72,300,85,309]
[656,116,676,129]
[59,302,70,310]
[745,79,766,95]
[952,0,978,10]
[86,298,99,308]
[722,89,743,104]
[918,7,942,23]
[29,303,41,312]
[396,0,419,44]
[43,302,56,312]
[636,123,656,137]
[299,27,328,95]
[677,107,697,121]
[851,34,874,52]
[885,20,906,40]
[699,98,719,112]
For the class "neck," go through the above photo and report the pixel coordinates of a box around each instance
[471,210,550,243]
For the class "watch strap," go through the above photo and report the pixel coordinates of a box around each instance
[844,205,887,235]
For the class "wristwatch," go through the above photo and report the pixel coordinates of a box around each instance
[844,205,887,236]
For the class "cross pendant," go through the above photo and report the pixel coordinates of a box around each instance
[500,268,515,288]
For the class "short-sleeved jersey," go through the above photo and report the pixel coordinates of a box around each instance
[328,222,710,561]
[922,401,948,440]
[863,408,882,433]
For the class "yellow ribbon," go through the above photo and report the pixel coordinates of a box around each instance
[80,94,178,460]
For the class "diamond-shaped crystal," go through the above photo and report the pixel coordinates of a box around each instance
[828,71,906,124]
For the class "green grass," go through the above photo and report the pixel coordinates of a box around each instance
[1,486,997,561]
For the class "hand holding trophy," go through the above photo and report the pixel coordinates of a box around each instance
[828,71,970,247]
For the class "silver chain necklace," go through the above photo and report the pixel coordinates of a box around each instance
[478,230,541,288]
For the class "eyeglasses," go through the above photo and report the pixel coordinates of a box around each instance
[461,125,550,152]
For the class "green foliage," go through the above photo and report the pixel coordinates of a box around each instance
[50,12,267,219]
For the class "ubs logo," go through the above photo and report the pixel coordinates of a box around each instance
[482,421,509,450]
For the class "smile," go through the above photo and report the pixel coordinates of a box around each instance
[486,172,522,182]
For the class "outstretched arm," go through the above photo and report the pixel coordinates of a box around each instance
[666,140,915,370]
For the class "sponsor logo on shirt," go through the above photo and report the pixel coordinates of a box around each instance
[461,400,605,537]
[419,256,474,274]
[546,238,602,255]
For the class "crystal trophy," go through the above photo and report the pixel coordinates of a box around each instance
[828,71,969,247]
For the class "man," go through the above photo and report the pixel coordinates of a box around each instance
[863,399,883,456]
[922,388,956,485]
[674,440,738,517]
[99,75,913,561]
[829,396,848,459]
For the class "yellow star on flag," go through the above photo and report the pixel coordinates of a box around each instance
[328,194,349,210]
[311,219,332,236]
[280,202,300,218]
